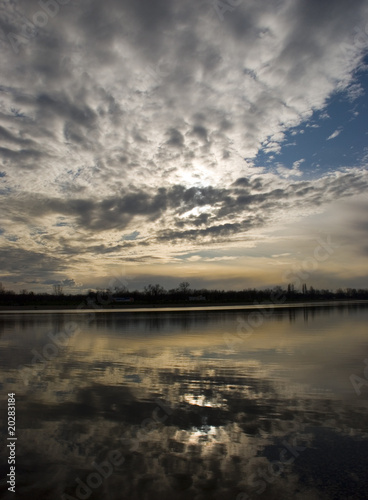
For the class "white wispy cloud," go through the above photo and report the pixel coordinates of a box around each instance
[327,128,343,140]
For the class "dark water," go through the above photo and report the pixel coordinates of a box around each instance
[1,303,368,499]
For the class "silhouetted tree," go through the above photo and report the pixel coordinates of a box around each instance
[144,284,166,298]
[178,282,190,294]
[53,284,63,295]
[114,285,129,295]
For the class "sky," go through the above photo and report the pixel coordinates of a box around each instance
[0,0,367,293]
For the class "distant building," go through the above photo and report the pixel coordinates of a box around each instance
[113,297,134,303]
[189,295,206,301]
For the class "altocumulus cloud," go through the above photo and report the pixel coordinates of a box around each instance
[0,0,367,289]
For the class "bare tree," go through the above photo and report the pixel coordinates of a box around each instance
[178,281,190,294]
[144,284,166,297]
[115,285,128,295]
[53,284,63,296]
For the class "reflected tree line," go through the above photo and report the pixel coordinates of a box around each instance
[0,280,368,307]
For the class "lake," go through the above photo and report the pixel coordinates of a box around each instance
[1,303,368,499]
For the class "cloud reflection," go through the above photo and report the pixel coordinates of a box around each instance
[1,306,368,498]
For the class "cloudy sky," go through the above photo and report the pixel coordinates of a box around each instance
[0,0,367,293]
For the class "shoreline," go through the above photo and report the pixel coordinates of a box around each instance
[0,299,368,313]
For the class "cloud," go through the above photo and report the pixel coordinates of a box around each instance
[1,0,367,184]
[277,159,304,178]
[0,247,67,279]
[0,0,368,289]
[122,231,140,241]
[203,256,238,262]
[345,82,365,101]
[1,170,367,270]
[327,128,343,140]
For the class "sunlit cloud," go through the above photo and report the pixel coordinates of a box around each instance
[0,0,367,291]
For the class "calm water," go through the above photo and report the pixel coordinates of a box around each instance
[1,304,368,499]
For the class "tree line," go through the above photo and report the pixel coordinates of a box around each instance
[0,281,368,307]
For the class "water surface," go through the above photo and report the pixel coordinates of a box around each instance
[1,304,368,499]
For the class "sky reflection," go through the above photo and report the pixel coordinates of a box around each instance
[1,305,368,499]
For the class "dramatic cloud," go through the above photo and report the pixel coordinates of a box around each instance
[0,0,367,290]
